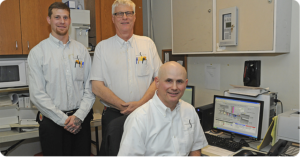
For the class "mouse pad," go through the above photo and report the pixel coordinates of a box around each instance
[233,150,266,157]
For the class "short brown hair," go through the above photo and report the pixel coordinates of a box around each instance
[48,2,70,18]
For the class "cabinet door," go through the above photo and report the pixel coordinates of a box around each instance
[172,0,213,54]
[100,0,143,41]
[20,0,59,54]
[216,0,274,52]
[132,0,143,36]
[0,0,23,55]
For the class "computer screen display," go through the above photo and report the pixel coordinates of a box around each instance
[213,95,264,140]
[181,86,195,106]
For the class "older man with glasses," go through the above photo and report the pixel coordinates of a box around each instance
[90,0,162,155]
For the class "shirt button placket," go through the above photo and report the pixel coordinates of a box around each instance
[64,48,72,107]
[127,44,133,97]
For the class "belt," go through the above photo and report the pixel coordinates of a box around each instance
[104,106,120,112]
[62,109,78,116]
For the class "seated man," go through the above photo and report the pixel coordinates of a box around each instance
[118,61,208,156]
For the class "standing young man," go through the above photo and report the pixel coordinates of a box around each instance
[28,2,95,156]
[90,0,162,155]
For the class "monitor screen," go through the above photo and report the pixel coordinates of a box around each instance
[213,95,264,140]
[181,86,195,106]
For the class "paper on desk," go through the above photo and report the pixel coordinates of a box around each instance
[0,124,11,132]
[228,85,269,96]
[0,93,19,106]
[202,145,234,156]
[10,123,39,128]
[257,116,277,150]
[21,128,39,132]
[0,95,13,106]
[271,116,278,145]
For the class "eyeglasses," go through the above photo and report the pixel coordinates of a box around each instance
[113,11,135,18]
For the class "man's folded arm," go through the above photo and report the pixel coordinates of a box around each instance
[91,80,126,111]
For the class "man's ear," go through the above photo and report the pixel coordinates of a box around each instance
[185,79,188,86]
[47,16,51,24]
[133,13,136,23]
[154,77,159,88]
[112,14,115,24]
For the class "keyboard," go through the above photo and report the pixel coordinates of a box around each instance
[205,133,244,152]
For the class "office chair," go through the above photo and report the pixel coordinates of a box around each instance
[104,115,128,156]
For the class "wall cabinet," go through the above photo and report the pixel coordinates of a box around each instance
[172,0,292,55]
[86,0,143,47]
[172,0,213,54]
[0,0,58,55]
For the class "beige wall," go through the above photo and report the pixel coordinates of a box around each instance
[93,96,104,114]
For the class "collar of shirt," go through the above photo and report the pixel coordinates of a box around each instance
[115,34,134,49]
[153,91,181,117]
[49,33,71,48]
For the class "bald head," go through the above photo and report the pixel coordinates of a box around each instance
[158,61,187,80]
[155,61,188,110]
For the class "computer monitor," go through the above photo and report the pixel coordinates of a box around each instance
[213,95,264,140]
[181,86,195,106]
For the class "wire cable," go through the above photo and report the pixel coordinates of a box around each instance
[275,99,283,113]
[278,100,283,113]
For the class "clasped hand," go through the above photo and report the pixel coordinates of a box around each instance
[64,115,82,134]
[120,101,141,115]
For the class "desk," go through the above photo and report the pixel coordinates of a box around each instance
[0,117,101,155]
[202,132,272,156]
[201,145,267,157]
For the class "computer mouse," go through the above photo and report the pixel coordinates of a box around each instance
[241,150,256,156]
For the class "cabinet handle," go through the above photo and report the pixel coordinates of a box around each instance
[27,41,30,50]
[16,41,18,50]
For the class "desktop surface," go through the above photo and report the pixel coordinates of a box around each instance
[202,131,270,156]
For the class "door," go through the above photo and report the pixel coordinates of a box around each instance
[0,0,23,55]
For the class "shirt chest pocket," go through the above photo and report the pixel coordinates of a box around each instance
[73,56,84,81]
[183,118,195,153]
[135,54,149,76]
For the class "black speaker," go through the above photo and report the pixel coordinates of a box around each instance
[243,60,261,87]
[195,103,214,131]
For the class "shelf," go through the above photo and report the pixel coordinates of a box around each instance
[0,87,29,93]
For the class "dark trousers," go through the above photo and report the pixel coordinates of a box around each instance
[99,107,123,156]
[37,110,93,156]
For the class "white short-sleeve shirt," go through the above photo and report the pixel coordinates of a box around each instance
[90,35,162,106]
[118,92,208,156]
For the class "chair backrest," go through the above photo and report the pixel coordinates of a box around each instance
[104,115,128,156]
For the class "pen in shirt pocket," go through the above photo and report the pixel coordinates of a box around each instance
[189,119,192,128]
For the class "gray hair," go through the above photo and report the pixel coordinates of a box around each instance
[112,0,136,15]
